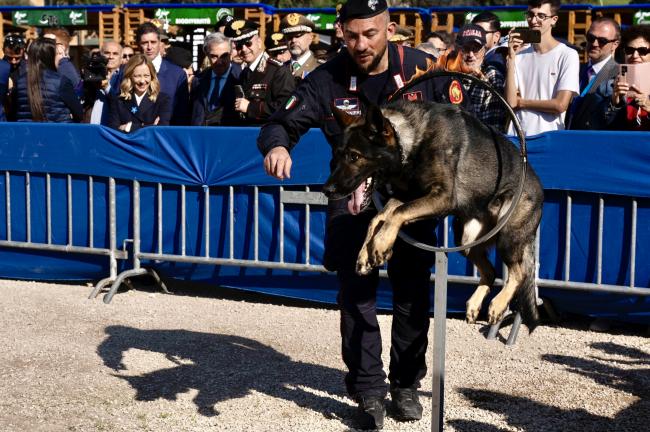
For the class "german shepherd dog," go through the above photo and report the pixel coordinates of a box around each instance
[322,100,544,330]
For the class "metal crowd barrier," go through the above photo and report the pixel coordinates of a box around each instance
[0,171,127,285]
[88,179,650,305]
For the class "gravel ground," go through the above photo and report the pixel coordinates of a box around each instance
[0,279,648,432]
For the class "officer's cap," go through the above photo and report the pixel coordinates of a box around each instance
[266,32,288,53]
[280,13,315,34]
[340,0,388,23]
[224,19,260,42]
[216,14,234,29]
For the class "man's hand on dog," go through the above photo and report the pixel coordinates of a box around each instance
[264,147,292,180]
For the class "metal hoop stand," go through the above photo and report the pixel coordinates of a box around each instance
[387,71,530,432]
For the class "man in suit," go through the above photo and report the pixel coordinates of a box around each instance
[567,17,620,130]
[280,13,320,80]
[225,19,295,125]
[191,32,242,126]
[134,22,189,125]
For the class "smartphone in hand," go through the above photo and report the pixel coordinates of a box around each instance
[512,27,541,44]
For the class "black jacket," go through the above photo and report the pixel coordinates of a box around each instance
[190,63,242,126]
[106,91,171,133]
[257,43,469,155]
[240,52,295,125]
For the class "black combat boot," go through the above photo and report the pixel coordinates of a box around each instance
[354,395,385,430]
[390,387,423,421]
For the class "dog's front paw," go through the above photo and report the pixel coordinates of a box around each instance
[356,249,373,275]
[466,307,479,324]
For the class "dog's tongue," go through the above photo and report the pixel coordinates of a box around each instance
[347,180,367,215]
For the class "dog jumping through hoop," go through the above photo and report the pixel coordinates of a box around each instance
[322,99,544,329]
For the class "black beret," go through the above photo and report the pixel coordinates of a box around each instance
[165,45,193,69]
[224,19,260,42]
[340,0,388,23]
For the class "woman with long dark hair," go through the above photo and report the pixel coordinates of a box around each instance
[12,37,82,122]
[106,53,171,133]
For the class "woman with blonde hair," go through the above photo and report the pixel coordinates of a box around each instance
[107,53,171,132]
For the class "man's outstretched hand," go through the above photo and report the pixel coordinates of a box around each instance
[264,146,292,180]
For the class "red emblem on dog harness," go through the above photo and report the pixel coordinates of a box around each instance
[449,80,463,105]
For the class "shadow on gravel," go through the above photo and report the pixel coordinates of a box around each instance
[97,325,353,421]
[448,342,650,431]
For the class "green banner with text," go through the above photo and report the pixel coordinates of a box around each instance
[154,8,234,26]
[13,9,87,27]
[465,10,528,29]
[634,10,650,25]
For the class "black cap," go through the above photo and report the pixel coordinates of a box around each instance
[340,0,387,23]
[216,14,234,29]
[456,24,487,47]
[265,32,288,53]
[165,45,193,69]
[224,19,260,42]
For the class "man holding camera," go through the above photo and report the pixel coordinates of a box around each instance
[505,0,579,135]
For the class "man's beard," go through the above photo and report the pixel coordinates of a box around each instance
[354,43,386,74]
[289,45,304,57]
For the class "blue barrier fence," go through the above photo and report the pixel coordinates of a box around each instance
[0,123,648,324]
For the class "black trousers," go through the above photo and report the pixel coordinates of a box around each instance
[324,204,436,400]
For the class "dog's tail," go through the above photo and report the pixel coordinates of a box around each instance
[514,272,540,332]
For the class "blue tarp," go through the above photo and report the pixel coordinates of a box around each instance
[0,123,648,324]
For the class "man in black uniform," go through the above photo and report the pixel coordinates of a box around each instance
[224,20,295,125]
[257,0,467,429]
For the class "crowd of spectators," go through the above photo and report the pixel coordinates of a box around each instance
[0,0,649,134]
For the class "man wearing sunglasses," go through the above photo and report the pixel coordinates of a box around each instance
[505,0,579,135]
[567,17,620,130]
[121,46,135,66]
[224,19,295,124]
[191,32,242,126]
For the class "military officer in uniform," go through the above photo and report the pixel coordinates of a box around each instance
[280,13,321,80]
[265,32,292,65]
[224,19,295,124]
[257,0,468,429]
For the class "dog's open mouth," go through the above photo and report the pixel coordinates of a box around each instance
[348,177,374,215]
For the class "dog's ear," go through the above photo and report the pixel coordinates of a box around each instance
[331,105,358,129]
[365,104,395,144]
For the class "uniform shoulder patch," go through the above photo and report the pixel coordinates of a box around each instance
[449,80,464,105]
[285,95,299,111]
[267,57,283,67]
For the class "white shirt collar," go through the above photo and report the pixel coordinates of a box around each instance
[590,55,612,75]
[152,54,163,73]
[134,92,146,106]
[247,52,265,73]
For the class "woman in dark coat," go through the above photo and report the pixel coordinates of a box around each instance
[12,37,82,123]
[107,53,171,133]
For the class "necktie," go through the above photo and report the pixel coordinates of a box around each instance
[209,74,223,109]
[587,65,595,82]
[292,61,300,71]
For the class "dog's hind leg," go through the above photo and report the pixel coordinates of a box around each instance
[356,198,403,275]
[465,249,495,324]
[487,243,535,326]
[454,218,496,324]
